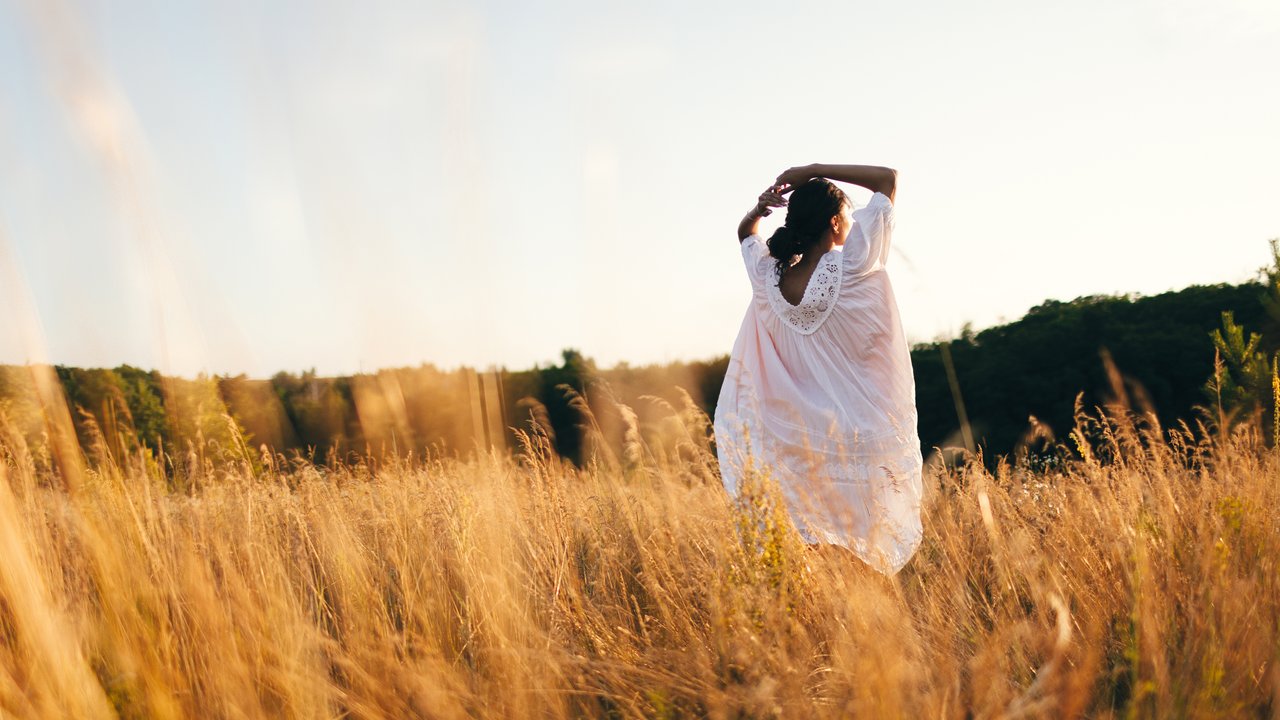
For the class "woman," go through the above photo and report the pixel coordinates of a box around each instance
[713,163,923,575]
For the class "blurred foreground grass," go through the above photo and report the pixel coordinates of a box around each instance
[1,393,1278,719]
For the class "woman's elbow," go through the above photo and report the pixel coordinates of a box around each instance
[881,168,898,202]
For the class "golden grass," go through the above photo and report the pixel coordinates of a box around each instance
[1,397,1278,719]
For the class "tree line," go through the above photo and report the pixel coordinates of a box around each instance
[4,261,1279,477]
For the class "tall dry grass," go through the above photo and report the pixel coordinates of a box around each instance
[0,391,1278,719]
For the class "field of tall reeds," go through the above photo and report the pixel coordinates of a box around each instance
[1,385,1278,719]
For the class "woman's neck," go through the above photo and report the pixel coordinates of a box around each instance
[797,236,837,266]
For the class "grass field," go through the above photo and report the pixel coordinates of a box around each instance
[1,392,1278,719]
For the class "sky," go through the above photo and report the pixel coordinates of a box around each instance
[0,0,1277,378]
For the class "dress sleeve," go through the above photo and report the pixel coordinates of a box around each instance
[842,191,896,278]
[740,233,771,287]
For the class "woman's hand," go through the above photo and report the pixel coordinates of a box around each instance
[773,164,818,196]
[754,184,788,217]
[739,184,787,240]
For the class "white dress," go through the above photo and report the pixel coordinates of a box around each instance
[713,191,923,574]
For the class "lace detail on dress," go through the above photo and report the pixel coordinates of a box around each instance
[766,252,843,335]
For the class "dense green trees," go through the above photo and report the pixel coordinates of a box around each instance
[911,282,1276,460]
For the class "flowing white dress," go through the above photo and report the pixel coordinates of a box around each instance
[713,191,923,574]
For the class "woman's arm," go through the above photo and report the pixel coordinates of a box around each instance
[776,163,897,203]
[737,185,788,242]
[737,205,763,242]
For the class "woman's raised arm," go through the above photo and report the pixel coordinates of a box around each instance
[737,185,788,242]
[775,163,897,203]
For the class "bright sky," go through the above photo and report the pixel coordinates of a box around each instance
[0,0,1277,378]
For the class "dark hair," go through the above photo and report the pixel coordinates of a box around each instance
[766,178,849,277]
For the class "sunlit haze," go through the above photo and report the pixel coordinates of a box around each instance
[1,0,1277,378]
